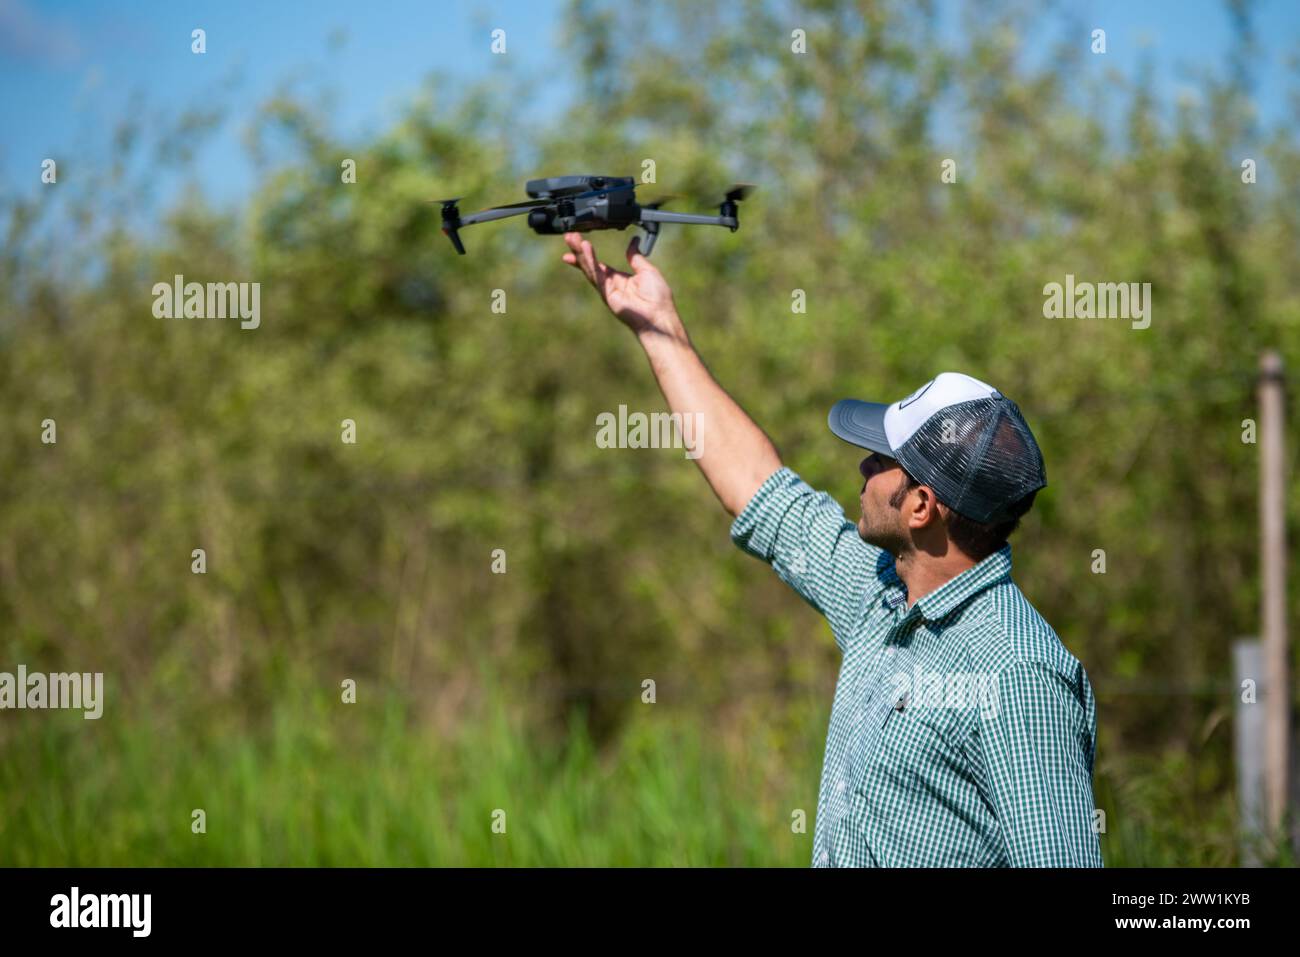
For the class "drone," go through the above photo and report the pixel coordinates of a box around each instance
[434,175,754,256]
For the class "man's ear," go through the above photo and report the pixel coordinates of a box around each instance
[907,485,947,530]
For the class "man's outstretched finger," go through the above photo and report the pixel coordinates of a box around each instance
[564,234,598,284]
[580,238,601,280]
[563,233,589,273]
[626,235,647,269]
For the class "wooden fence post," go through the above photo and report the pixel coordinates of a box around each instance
[1257,350,1290,851]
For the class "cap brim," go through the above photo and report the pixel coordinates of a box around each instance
[828,399,893,455]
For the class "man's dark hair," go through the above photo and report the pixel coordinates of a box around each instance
[888,469,1036,561]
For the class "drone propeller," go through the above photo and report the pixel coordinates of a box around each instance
[645,185,755,206]
[718,183,755,232]
[433,197,466,255]
[640,193,680,209]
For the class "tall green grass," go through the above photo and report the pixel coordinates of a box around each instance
[0,683,1269,866]
[0,688,822,867]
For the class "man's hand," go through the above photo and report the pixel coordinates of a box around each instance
[561,232,681,338]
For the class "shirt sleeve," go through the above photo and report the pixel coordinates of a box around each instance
[973,659,1104,867]
[729,466,885,651]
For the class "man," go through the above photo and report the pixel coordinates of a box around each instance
[561,233,1103,868]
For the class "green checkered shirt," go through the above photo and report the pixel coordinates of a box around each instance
[731,467,1103,867]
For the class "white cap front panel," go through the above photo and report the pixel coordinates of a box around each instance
[882,372,1001,449]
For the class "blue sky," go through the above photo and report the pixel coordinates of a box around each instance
[1,0,570,210]
[2,0,1297,211]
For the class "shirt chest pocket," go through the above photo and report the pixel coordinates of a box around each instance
[855,700,952,816]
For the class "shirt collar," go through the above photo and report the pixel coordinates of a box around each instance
[894,544,1014,622]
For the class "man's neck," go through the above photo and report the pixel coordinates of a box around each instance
[894,548,977,609]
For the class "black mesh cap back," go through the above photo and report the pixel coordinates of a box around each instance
[893,396,1047,523]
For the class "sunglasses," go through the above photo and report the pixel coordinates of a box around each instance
[859,451,899,480]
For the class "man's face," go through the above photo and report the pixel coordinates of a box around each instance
[857,451,911,553]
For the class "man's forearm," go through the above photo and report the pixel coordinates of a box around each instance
[636,310,782,516]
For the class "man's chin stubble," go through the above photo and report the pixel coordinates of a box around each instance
[859,518,904,556]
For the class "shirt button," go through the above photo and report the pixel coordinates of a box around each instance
[819,851,830,865]
[837,780,847,794]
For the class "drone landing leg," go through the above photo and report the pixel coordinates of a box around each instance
[639,219,660,256]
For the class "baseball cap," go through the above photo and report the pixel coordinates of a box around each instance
[827,372,1047,523]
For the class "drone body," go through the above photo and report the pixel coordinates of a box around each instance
[436,175,753,256]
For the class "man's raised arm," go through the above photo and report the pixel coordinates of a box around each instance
[561,232,781,516]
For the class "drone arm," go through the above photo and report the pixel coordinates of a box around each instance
[457,206,537,227]
[441,204,537,255]
[637,208,737,229]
